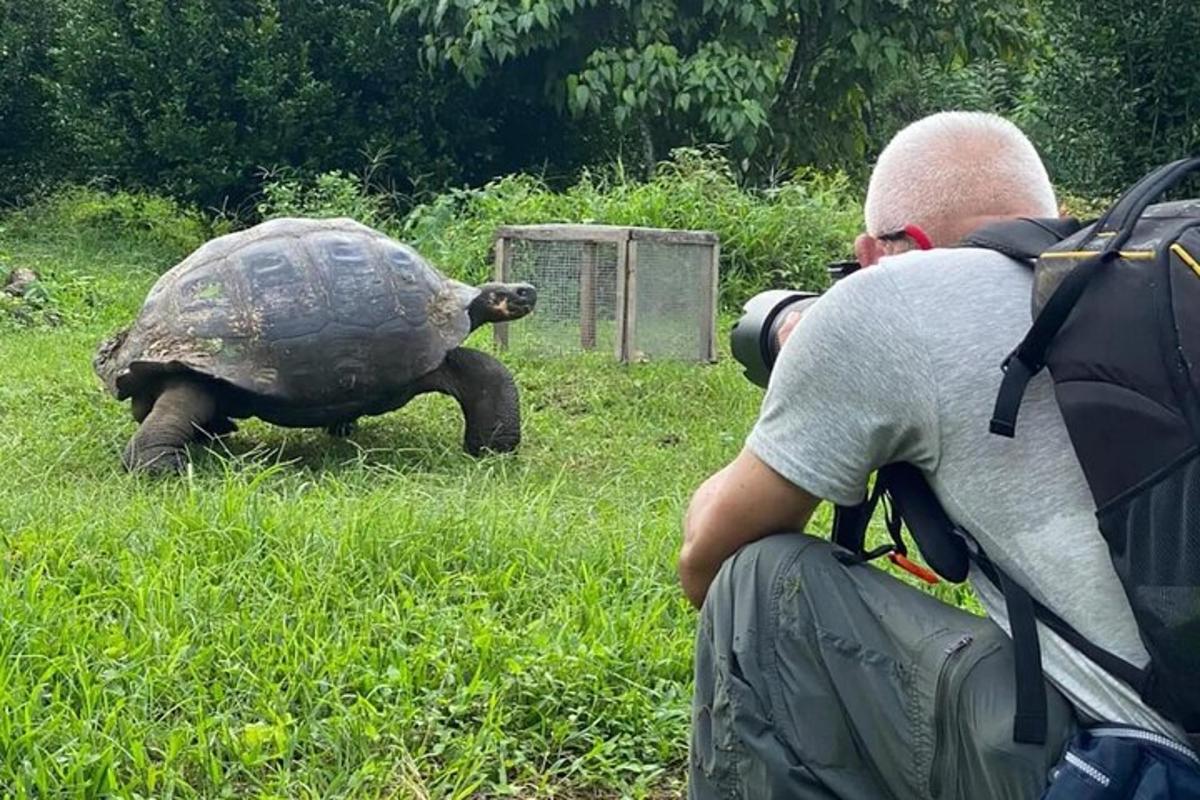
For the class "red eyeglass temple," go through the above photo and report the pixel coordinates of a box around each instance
[903,224,934,251]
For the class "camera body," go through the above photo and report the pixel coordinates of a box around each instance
[730,260,862,387]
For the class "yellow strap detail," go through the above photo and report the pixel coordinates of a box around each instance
[1041,250,1156,261]
[1171,243,1200,278]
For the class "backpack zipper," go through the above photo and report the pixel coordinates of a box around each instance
[1089,726,1200,765]
[1063,751,1112,787]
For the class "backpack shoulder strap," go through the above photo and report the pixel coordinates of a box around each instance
[958,216,1084,263]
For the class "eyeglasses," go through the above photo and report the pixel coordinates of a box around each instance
[875,224,933,251]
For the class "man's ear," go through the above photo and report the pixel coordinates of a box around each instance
[854,233,885,267]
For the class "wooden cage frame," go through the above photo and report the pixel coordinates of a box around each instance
[492,224,720,363]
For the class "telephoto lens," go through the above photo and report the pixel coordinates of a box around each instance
[730,291,820,388]
[730,260,861,388]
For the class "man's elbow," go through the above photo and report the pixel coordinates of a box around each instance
[677,548,710,610]
[677,529,700,584]
[679,494,711,573]
[678,504,717,608]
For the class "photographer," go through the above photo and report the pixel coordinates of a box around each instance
[680,112,1183,798]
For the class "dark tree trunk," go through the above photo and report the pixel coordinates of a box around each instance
[639,117,656,179]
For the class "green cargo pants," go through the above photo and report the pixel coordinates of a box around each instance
[689,533,1077,799]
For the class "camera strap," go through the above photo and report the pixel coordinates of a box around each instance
[831,463,970,585]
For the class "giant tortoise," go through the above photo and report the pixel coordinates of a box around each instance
[94,217,536,473]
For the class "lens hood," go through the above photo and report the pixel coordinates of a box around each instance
[730,290,819,388]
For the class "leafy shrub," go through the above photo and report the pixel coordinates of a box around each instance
[1,0,602,210]
[5,188,222,267]
[256,170,395,228]
[873,57,1032,145]
[403,148,863,305]
[0,266,61,329]
[876,3,1200,199]
[1019,1,1200,198]
[0,2,67,204]
[1056,190,1114,222]
[47,190,210,256]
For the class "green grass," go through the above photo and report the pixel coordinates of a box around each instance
[0,211,978,798]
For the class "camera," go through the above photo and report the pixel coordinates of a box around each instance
[730,260,862,388]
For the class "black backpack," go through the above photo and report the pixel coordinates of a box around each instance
[832,157,1200,751]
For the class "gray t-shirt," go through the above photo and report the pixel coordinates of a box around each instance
[746,246,1182,739]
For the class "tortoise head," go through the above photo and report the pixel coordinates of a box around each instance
[467,282,538,330]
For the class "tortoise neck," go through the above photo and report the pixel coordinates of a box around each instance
[467,301,487,332]
[467,294,504,331]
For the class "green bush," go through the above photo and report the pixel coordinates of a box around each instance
[256,169,395,228]
[0,2,67,203]
[875,3,1200,199]
[403,148,863,305]
[0,266,61,330]
[1056,190,1114,222]
[0,0,604,210]
[6,188,220,265]
[1018,1,1200,198]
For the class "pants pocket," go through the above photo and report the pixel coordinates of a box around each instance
[813,623,988,798]
[927,630,992,797]
[692,652,752,787]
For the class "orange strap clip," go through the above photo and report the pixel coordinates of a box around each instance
[888,552,940,585]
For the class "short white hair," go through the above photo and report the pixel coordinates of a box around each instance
[864,112,1057,245]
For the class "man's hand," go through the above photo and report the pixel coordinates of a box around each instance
[775,309,803,350]
[679,448,820,609]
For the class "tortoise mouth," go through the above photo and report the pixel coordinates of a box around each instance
[471,283,537,325]
[499,285,537,318]
[502,299,535,318]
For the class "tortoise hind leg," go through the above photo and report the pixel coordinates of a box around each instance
[131,394,154,423]
[195,416,238,443]
[414,347,520,455]
[123,379,217,474]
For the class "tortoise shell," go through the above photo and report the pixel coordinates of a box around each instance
[95,217,478,412]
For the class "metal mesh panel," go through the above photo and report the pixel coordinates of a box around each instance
[630,241,713,361]
[494,226,717,362]
[499,239,619,357]
[1099,451,1200,702]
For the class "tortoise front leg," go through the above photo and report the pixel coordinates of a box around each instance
[415,347,521,455]
[325,420,358,438]
[123,380,217,474]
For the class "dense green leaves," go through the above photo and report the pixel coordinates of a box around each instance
[0,1,69,201]
[4,0,1194,212]
[1021,0,1200,197]
[0,0,600,209]
[389,0,1033,174]
[871,1,1200,198]
[51,0,493,207]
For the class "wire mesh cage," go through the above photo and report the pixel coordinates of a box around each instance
[493,225,719,363]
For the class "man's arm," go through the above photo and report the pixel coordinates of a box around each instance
[679,447,821,609]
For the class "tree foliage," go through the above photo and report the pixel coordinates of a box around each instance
[873,0,1200,198]
[0,1,69,201]
[389,0,1032,174]
[5,0,1195,210]
[0,0,604,208]
[1019,0,1200,197]
[53,0,496,207]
